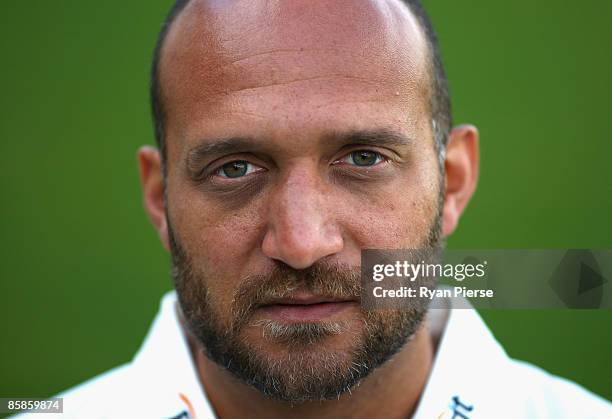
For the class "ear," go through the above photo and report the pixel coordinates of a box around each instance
[137,146,170,251]
[442,125,480,237]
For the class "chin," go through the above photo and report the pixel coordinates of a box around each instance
[242,316,365,353]
[236,326,370,403]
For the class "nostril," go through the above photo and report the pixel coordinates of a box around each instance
[261,223,344,271]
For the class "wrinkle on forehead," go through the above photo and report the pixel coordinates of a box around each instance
[159,0,430,137]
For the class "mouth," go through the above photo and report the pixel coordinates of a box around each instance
[256,293,359,323]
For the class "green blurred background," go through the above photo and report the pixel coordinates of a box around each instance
[1,0,610,404]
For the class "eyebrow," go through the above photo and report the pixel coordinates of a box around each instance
[325,128,414,149]
[186,137,257,172]
[186,128,413,169]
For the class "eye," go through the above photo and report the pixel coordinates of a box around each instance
[340,150,385,167]
[216,160,260,178]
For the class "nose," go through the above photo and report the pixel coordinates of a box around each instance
[261,167,344,270]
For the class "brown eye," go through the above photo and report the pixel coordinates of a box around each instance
[349,150,382,166]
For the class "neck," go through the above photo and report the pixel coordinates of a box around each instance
[186,321,435,419]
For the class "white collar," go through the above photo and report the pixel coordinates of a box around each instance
[131,291,216,418]
[413,297,510,418]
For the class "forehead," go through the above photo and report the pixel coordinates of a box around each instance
[158,0,431,149]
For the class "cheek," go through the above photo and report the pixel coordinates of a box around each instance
[343,190,437,249]
[341,163,440,249]
[167,182,267,308]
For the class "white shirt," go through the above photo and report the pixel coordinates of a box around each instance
[16,291,611,418]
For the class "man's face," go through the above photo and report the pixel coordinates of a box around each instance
[158,0,442,402]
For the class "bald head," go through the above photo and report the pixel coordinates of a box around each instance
[150,0,451,168]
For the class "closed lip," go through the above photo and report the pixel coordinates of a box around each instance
[257,293,358,307]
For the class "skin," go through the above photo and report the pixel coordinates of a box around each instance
[138,0,479,417]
